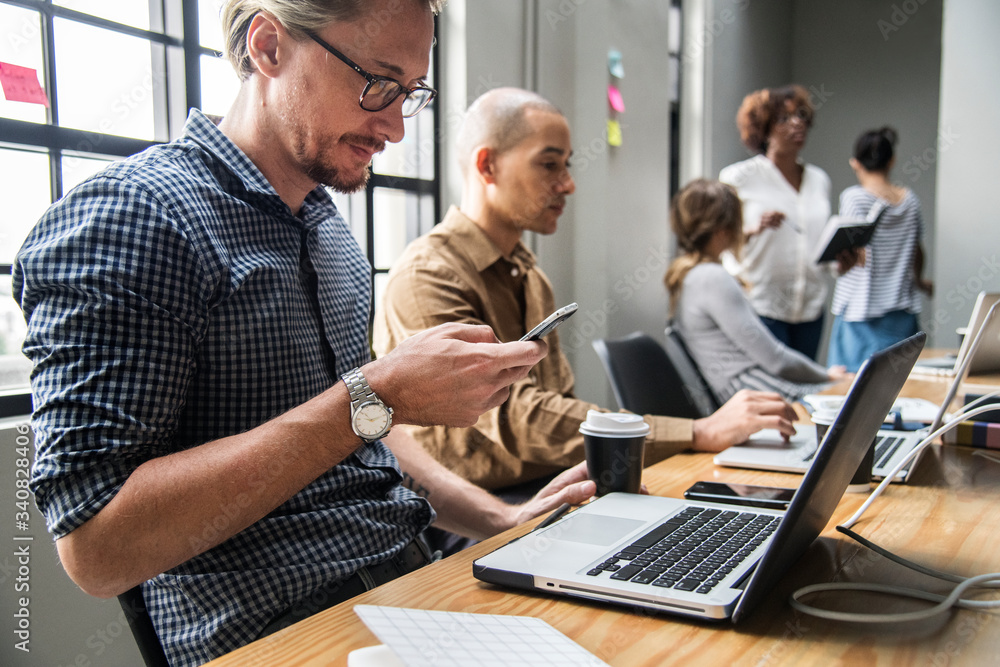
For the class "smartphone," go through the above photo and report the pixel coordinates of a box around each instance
[519,303,579,341]
[682,481,795,510]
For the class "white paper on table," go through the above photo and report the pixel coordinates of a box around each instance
[353,605,611,666]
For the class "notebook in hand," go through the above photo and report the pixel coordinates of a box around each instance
[812,200,887,264]
[813,215,876,264]
[473,333,925,621]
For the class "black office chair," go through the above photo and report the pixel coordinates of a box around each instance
[592,331,716,420]
[663,325,721,417]
[119,586,170,667]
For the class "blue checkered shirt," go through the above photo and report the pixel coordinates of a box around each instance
[14,109,433,667]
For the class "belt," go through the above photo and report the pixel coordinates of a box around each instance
[259,534,437,638]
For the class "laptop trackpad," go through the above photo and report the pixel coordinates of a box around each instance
[547,513,646,546]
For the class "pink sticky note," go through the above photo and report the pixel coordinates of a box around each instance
[0,62,49,107]
[607,84,625,113]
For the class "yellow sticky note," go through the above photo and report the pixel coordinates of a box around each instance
[607,119,622,147]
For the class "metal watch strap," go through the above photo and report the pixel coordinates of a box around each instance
[342,368,377,406]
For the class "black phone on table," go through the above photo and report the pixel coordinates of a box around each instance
[519,303,578,341]
[682,481,795,510]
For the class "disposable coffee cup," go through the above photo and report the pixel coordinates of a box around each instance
[846,439,875,494]
[812,405,872,493]
[811,407,839,445]
[580,410,649,496]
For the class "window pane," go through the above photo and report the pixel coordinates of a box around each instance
[200,54,240,118]
[0,148,50,265]
[0,5,47,123]
[329,189,368,255]
[62,154,114,195]
[199,0,225,51]
[372,107,435,180]
[373,272,390,334]
[54,0,151,31]
[0,275,31,391]
[372,188,434,269]
[54,18,159,140]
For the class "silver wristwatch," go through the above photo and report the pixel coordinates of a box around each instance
[342,367,393,443]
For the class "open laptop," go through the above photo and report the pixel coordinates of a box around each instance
[473,333,924,622]
[715,300,1000,482]
[913,292,1000,376]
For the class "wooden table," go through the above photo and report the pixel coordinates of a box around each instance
[207,371,1000,666]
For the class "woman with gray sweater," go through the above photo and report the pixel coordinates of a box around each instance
[665,179,847,404]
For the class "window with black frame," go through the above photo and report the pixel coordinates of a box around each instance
[0,0,440,416]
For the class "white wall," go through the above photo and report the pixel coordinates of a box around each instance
[934,0,1000,340]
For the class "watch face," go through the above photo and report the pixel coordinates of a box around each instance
[353,401,390,438]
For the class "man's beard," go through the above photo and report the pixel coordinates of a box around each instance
[306,159,372,194]
[301,132,384,194]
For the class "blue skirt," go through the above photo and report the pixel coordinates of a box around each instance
[828,310,920,372]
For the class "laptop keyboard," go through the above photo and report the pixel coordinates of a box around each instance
[874,434,906,468]
[586,506,780,594]
[802,432,914,475]
[804,433,899,465]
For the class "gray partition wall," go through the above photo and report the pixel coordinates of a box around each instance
[1,418,144,666]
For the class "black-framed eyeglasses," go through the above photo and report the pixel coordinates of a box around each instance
[307,32,437,118]
[777,107,813,126]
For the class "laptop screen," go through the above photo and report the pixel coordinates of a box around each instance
[732,332,925,622]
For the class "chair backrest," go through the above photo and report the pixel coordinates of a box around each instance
[119,586,170,667]
[591,331,711,420]
[663,325,721,417]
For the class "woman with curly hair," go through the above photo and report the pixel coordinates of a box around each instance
[665,179,846,404]
[720,85,831,360]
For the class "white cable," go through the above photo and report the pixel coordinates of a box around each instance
[792,381,1000,623]
[840,398,1000,530]
[790,573,1000,623]
[959,388,1000,414]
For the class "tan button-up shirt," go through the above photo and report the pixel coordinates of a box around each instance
[373,206,693,490]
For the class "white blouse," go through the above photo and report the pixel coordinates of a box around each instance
[720,154,832,323]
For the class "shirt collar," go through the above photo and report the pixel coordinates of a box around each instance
[181,108,334,229]
[440,206,537,275]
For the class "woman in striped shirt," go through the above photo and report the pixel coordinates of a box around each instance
[828,127,934,371]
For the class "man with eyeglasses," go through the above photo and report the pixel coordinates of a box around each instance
[13,2,595,666]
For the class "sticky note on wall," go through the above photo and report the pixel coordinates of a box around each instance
[0,62,49,107]
[608,85,625,113]
[607,119,622,147]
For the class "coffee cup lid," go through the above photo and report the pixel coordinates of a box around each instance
[811,396,845,412]
[811,407,839,425]
[579,410,650,437]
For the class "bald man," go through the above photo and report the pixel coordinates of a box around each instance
[374,88,796,543]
